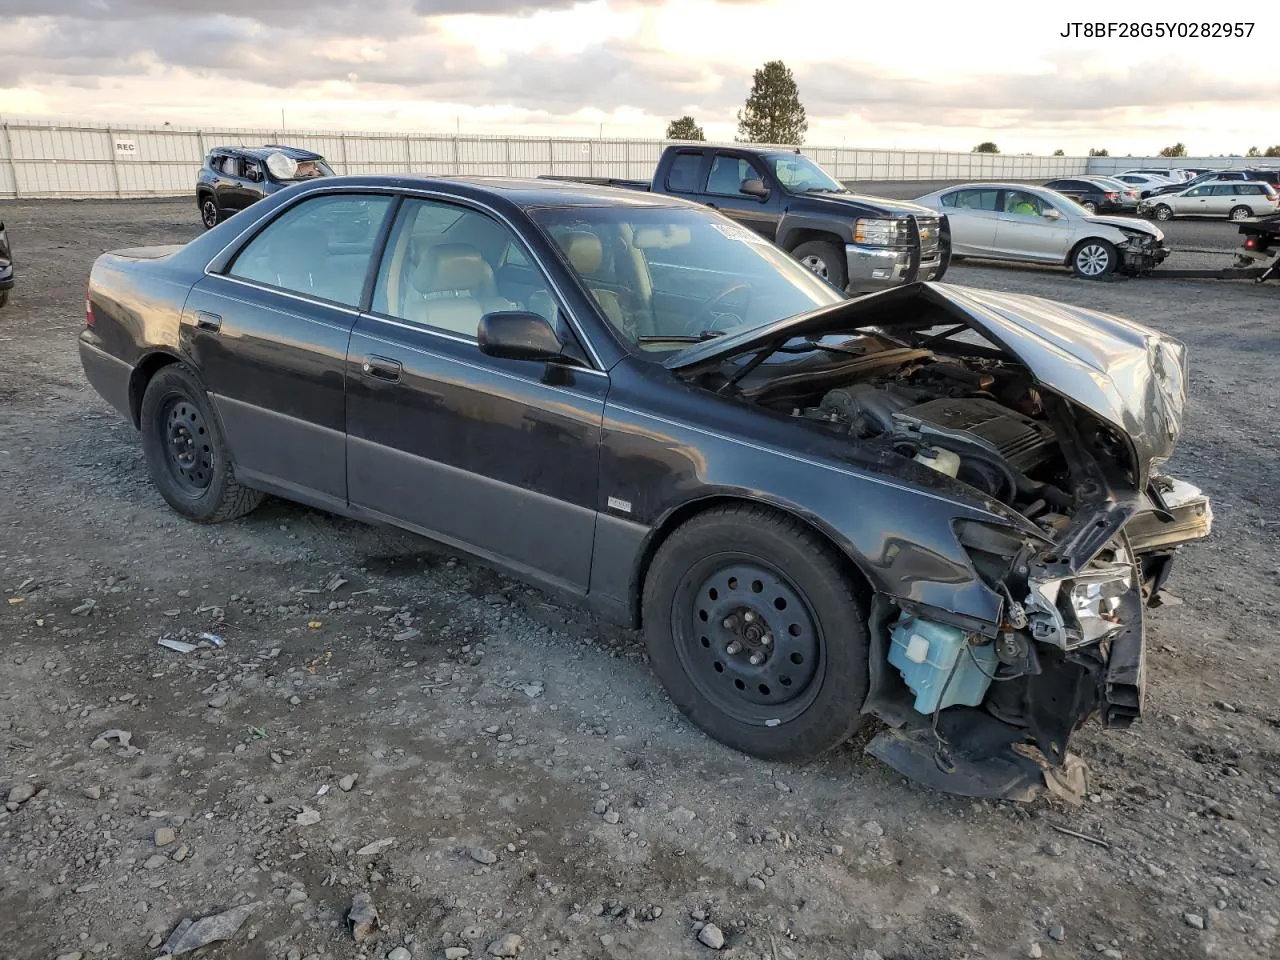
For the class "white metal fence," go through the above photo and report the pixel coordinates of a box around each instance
[1,119,1274,199]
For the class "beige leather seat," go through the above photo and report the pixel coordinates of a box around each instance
[559,231,628,333]
[405,243,513,337]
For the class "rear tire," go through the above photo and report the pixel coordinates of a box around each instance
[1153,204,1173,222]
[200,196,219,230]
[791,240,848,291]
[1081,201,1098,215]
[641,505,870,762]
[140,364,263,523]
[1229,205,1252,221]
[1071,239,1118,280]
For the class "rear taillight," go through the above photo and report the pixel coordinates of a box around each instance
[1267,191,1278,201]
[1245,237,1258,249]
[1106,192,1118,200]
[85,295,94,328]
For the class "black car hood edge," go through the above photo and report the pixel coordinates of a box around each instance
[666,282,1186,483]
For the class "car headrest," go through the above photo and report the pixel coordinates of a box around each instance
[412,243,493,294]
[560,231,603,275]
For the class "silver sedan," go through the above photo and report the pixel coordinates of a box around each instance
[915,183,1169,279]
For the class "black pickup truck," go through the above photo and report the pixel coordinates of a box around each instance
[546,145,948,293]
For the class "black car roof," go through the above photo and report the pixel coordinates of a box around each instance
[208,145,326,161]
[288,174,691,210]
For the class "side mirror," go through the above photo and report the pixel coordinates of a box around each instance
[740,178,769,200]
[1042,207,1061,220]
[478,311,564,362]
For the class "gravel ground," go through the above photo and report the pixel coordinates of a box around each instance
[1,199,1278,960]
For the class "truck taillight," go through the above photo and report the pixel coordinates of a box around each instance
[85,295,94,328]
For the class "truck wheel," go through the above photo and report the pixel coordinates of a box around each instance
[792,240,848,290]
[1071,239,1117,279]
[1153,204,1173,222]
[641,505,869,762]
[1229,205,1252,221]
[200,196,219,230]
[140,364,264,523]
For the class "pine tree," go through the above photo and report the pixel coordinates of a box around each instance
[665,116,705,141]
[735,61,807,145]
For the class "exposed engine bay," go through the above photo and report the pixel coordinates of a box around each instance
[710,329,1213,802]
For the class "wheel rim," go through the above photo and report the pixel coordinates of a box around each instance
[159,396,214,495]
[1083,202,1096,214]
[1156,206,1172,221]
[799,254,830,280]
[1231,207,1250,221]
[202,200,217,227]
[673,558,825,726]
[1075,244,1111,277]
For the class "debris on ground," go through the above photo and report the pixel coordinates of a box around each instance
[347,891,380,942]
[159,903,257,956]
[487,933,522,957]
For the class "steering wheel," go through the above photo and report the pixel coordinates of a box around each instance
[692,282,753,332]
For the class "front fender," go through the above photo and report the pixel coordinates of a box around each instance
[777,212,854,250]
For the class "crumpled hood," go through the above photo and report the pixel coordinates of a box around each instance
[1084,215,1164,240]
[668,282,1186,484]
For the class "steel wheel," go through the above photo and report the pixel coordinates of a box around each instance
[159,397,214,495]
[1154,204,1173,221]
[1229,206,1252,221]
[1081,201,1097,214]
[673,559,825,726]
[799,254,830,280]
[201,199,219,229]
[1074,243,1112,278]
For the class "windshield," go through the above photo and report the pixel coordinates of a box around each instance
[766,154,846,193]
[532,205,842,352]
[273,157,334,182]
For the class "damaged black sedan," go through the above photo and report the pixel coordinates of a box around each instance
[77,176,1211,800]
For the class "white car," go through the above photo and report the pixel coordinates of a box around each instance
[1112,173,1176,197]
[915,182,1169,279]
[1122,167,1192,182]
[1137,181,1280,221]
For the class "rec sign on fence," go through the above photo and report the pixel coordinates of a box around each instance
[113,138,138,159]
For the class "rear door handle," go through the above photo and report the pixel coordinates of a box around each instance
[361,355,402,382]
[196,311,222,332]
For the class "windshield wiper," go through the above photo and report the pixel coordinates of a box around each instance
[636,330,726,344]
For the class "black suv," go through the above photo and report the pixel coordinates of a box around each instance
[196,146,333,229]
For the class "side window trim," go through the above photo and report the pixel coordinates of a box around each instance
[664,151,706,193]
[705,151,761,198]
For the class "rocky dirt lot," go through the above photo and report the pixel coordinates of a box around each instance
[1,199,1278,960]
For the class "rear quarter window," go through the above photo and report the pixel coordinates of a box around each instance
[666,152,704,193]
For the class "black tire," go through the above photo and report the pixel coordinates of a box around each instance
[139,364,263,523]
[199,195,219,230]
[0,289,8,310]
[641,505,869,762]
[1153,204,1173,222]
[1228,205,1252,222]
[1070,238,1117,280]
[791,240,848,291]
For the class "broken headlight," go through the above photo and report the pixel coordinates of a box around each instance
[1025,561,1134,650]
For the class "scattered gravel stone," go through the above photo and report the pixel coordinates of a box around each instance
[469,846,498,865]
[1185,913,1205,930]
[338,774,358,792]
[387,948,412,960]
[54,952,83,960]
[697,923,725,949]
[487,933,522,957]
[444,949,470,960]
[1043,841,1066,857]
[7,783,35,805]
[295,808,321,826]
[348,892,379,942]
[208,693,230,709]
[82,785,101,800]
[746,876,766,891]
[154,827,177,847]
[1028,944,1043,959]
[142,854,168,870]
[603,810,621,824]
[1048,924,1065,942]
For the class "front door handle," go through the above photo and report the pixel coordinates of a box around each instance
[361,356,402,382]
[196,311,222,332]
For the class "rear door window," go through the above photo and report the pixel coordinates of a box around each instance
[949,189,1000,211]
[228,193,395,308]
[665,152,705,193]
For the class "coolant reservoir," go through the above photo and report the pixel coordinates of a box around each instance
[914,445,960,478]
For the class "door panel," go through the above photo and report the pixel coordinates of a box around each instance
[700,153,783,240]
[346,321,607,590]
[183,192,395,504]
[941,189,1001,255]
[993,190,1073,262]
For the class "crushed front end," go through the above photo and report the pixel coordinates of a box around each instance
[1116,226,1170,276]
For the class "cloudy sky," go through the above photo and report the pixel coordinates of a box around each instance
[1,1,1275,154]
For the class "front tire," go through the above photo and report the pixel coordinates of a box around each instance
[641,505,869,762]
[140,364,263,523]
[200,196,220,230]
[1153,204,1173,222]
[791,240,848,291]
[1071,238,1117,279]
[1229,205,1252,222]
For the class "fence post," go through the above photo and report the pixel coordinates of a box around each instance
[339,134,350,176]
[452,135,460,175]
[547,136,553,177]
[106,126,123,197]
[2,123,19,199]
[404,136,412,174]
[504,137,512,178]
